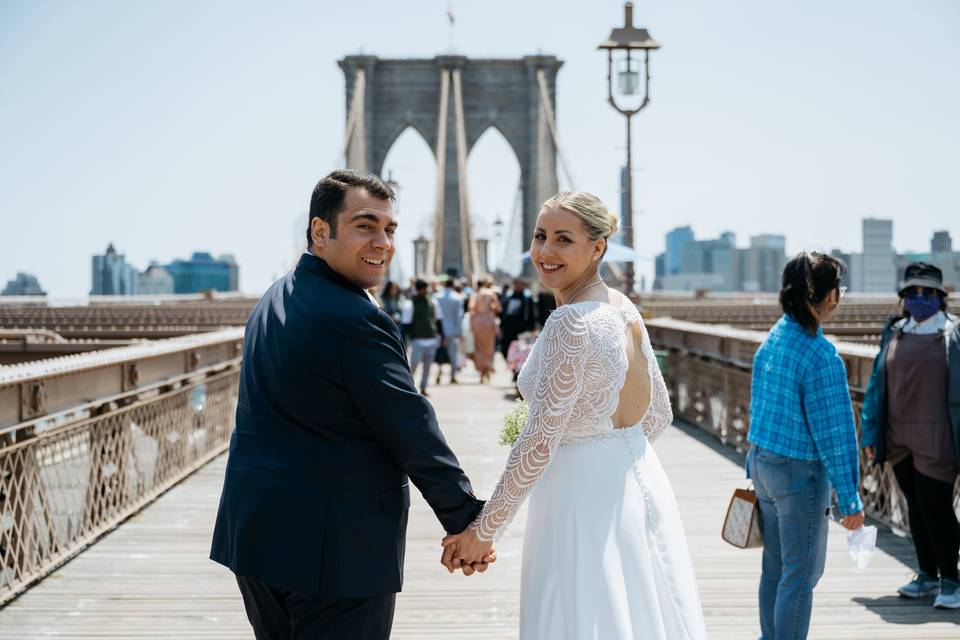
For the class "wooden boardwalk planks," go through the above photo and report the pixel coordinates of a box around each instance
[0,367,956,638]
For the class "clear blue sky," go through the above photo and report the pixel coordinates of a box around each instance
[2,0,958,298]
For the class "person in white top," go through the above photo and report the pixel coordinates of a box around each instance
[441,191,708,639]
[434,279,466,384]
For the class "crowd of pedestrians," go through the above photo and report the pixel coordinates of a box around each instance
[375,275,556,395]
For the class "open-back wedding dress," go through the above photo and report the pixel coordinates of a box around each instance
[470,299,708,639]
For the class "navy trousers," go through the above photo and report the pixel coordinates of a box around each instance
[236,575,396,640]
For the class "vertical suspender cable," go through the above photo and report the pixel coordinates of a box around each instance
[430,70,451,275]
[452,68,478,278]
[536,69,576,191]
[342,70,366,168]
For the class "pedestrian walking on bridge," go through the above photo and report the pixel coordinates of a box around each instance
[403,279,443,396]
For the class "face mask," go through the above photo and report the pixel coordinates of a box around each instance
[904,295,940,322]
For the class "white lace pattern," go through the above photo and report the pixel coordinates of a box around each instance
[470,301,673,541]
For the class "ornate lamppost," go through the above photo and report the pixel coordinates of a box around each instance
[492,215,504,273]
[598,2,659,293]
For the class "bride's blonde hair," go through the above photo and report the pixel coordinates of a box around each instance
[542,191,619,256]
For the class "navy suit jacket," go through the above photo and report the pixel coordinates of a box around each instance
[210,254,483,597]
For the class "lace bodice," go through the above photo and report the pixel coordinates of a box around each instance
[470,301,674,541]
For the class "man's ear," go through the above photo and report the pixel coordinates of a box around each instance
[310,217,330,251]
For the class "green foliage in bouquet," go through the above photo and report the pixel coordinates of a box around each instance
[499,400,529,446]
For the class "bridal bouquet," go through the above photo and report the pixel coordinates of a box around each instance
[499,400,529,446]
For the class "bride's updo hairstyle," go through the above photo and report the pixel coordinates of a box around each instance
[542,191,619,258]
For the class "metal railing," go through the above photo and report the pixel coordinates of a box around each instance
[0,330,243,605]
[640,298,960,345]
[646,318,960,532]
[0,302,255,340]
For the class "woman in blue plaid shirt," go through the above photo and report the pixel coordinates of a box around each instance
[746,252,864,640]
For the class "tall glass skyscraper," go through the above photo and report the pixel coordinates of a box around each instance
[164,252,239,293]
[665,226,694,275]
[91,243,138,295]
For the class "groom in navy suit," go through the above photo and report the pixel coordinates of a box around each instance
[211,170,490,639]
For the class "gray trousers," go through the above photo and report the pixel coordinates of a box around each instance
[443,336,461,380]
[409,340,438,391]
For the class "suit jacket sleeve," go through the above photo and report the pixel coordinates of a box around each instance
[340,306,483,534]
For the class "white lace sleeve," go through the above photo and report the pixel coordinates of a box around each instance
[470,306,590,541]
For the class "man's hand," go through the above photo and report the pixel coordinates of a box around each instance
[452,549,497,576]
[840,511,864,531]
[440,528,495,575]
[440,544,496,575]
[863,446,875,462]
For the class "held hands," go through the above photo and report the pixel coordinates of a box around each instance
[863,446,876,462]
[440,527,496,576]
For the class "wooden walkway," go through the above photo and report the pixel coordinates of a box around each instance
[1,367,957,638]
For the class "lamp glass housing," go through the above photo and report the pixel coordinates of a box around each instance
[618,61,640,96]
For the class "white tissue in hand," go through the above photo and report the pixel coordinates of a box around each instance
[847,525,877,572]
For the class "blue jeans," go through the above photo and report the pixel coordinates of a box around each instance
[746,446,830,640]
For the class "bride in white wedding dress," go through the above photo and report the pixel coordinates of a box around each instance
[442,192,708,640]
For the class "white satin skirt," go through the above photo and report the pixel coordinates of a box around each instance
[519,425,708,639]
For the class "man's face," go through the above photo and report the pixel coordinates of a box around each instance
[311,188,396,290]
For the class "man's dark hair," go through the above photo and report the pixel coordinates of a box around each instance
[307,169,395,243]
[444,278,456,288]
[415,279,429,291]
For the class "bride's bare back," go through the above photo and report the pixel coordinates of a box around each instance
[614,315,653,428]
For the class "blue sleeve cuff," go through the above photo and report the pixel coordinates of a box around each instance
[838,492,863,516]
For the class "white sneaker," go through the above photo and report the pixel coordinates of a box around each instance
[898,572,940,599]
[933,578,960,610]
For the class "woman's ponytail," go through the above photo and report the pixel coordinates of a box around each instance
[779,252,845,335]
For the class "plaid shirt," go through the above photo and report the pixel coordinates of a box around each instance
[748,315,863,515]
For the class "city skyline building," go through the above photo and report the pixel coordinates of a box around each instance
[137,262,175,295]
[932,230,952,253]
[2,272,46,296]
[164,252,239,294]
[861,218,895,293]
[678,236,738,291]
[892,229,960,292]
[741,235,787,292]
[664,226,694,276]
[91,243,138,295]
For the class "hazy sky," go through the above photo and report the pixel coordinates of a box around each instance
[2,1,958,299]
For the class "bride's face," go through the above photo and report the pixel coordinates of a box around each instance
[530,206,603,291]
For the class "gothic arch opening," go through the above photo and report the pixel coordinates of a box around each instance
[467,126,522,275]
[380,126,436,283]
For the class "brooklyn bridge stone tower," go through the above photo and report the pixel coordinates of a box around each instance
[339,54,562,277]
